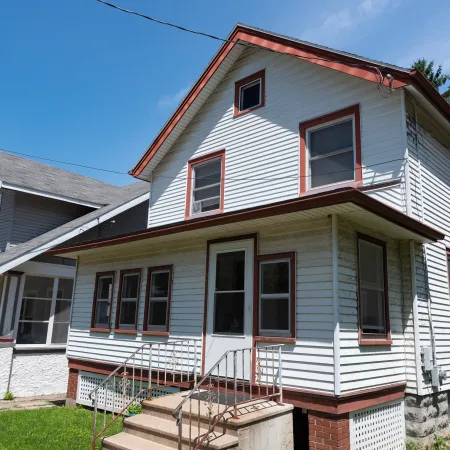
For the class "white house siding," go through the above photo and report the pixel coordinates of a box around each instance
[0,344,13,398]
[148,48,407,228]
[338,218,407,394]
[68,217,337,394]
[405,97,450,395]
[0,188,15,252]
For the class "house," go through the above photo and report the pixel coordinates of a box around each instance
[0,152,149,399]
[49,24,450,449]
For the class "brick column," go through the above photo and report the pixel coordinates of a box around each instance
[308,411,350,450]
[66,368,78,408]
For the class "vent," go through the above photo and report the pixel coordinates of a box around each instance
[76,371,179,412]
[350,400,405,450]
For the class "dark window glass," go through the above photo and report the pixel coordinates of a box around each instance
[54,300,71,322]
[214,292,244,334]
[119,301,137,325]
[148,302,168,327]
[261,262,289,294]
[95,301,109,327]
[98,277,113,300]
[310,152,354,188]
[261,298,289,331]
[19,298,51,321]
[240,80,261,111]
[23,276,53,299]
[17,322,48,345]
[57,279,74,299]
[194,160,221,189]
[150,272,170,298]
[309,120,353,158]
[215,251,245,291]
[51,323,69,344]
[122,274,139,299]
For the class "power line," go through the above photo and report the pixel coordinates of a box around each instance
[95,0,387,86]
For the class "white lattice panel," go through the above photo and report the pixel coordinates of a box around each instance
[350,400,405,450]
[76,371,179,411]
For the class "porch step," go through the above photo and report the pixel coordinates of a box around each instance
[103,433,171,450]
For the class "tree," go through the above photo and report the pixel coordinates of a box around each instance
[412,58,450,101]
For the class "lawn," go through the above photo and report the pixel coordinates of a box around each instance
[0,406,122,450]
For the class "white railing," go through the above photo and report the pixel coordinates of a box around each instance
[89,339,199,450]
[173,344,284,450]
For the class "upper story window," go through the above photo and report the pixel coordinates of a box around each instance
[257,252,295,340]
[115,270,141,333]
[185,150,225,219]
[144,266,173,335]
[17,275,74,345]
[91,272,115,331]
[234,70,265,117]
[357,234,391,345]
[299,105,362,193]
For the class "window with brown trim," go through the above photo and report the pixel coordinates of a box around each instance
[90,272,115,332]
[143,266,173,335]
[114,269,141,333]
[256,252,296,341]
[299,105,362,193]
[234,70,265,117]
[185,150,225,219]
[357,234,391,345]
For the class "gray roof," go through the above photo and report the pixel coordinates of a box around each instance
[0,152,123,206]
[0,182,149,274]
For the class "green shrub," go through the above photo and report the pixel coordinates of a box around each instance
[429,435,450,450]
[127,403,142,415]
[406,440,417,450]
[3,391,14,401]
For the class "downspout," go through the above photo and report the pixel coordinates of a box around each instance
[400,90,412,217]
[331,214,340,396]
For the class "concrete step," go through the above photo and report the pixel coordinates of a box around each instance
[103,432,171,450]
[123,413,239,450]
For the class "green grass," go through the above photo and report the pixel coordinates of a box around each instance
[0,406,122,450]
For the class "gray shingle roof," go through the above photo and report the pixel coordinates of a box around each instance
[0,152,123,206]
[0,182,149,274]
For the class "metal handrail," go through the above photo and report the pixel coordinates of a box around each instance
[89,338,200,450]
[173,344,284,450]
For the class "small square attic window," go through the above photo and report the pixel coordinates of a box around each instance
[234,70,265,116]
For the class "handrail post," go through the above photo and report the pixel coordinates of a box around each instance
[233,351,237,419]
[194,340,198,386]
[278,346,283,404]
[178,408,183,450]
[92,390,98,450]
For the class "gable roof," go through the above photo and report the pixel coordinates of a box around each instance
[130,24,450,181]
[0,152,123,207]
[0,182,149,274]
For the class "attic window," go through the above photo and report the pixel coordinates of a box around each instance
[234,70,265,117]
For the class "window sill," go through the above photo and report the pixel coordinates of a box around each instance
[142,330,169,337]
[233,104,264,118]
[185,209,224,221]
[254,336,295,344]
[359,337,392,346]
[90,328,110,333]
[113,329,137,335]
[14,344,67,353]
[300,180,362,196]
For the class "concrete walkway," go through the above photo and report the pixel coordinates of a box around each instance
[0,393,66,411]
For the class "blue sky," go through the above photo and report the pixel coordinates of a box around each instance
[1,0,449,186]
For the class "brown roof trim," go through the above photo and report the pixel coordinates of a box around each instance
[130,25,450,177]
[47,188,444,256]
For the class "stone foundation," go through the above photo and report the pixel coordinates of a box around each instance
[405,392,450,448]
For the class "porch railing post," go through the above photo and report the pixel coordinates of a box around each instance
[194,340,198,386]
[178,407,183,450]
[92,390,98,450]
[278,346,283,404]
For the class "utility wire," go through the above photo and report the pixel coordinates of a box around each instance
[95,0,387,86]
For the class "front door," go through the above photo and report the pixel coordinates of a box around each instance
[204,239,254,378]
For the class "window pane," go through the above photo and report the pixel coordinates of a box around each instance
[122,274,139,299]
[51,322,69,344]
[193,185,220,202]
[148,301,168,327]
[310,151,354,188]
[54,300,71,322]
[199,198,220,212]
[261,298,289,331]
[261,262,289,294]
[361,289,386,334]
[359,240,384,287]
[240,81,261,111]
[98,277,113,300]
[309,120,353,158]
[194,160,221,189]
[150,272,170,298]
[216,251,245,291]
[214,292,244,334]
[19,298,51,321]
[119,301,136,325]
[57,279,74,299]
[95,301,109,327]
[17,322,48,344]
[23,276,54,299]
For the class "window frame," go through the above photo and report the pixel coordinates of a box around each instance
[90,271,115,332]
[357,233,391,346]
[299,104,362,194]
[185,149,225,220]
[254,252,296,343]
[143,265,173,336]
[114,269,141,334]
[16,275,74,346]
[234,70,266,117]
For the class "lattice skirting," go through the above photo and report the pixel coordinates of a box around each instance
[350,399,405,450]
[76,371,179,412]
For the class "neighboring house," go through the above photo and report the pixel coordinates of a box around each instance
[0,152,149,398]
[50,24,450,449]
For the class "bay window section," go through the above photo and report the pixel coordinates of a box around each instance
[115,270,141,332]
[17,276,74,345]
